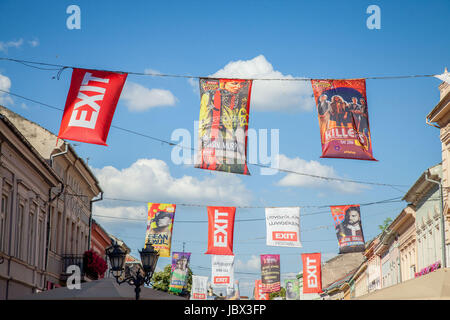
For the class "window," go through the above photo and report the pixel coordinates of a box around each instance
[15,204,24,260]
[27,209,35,264]
[57,212,62,254]
[0,194,8,252]
[37,217,44,269]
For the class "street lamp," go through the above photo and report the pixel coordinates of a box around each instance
[106,241,159,300]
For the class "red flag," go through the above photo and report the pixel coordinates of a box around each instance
[254,280,269,300]
[311,79,376,161]
[205,206,236,255]
[58,68,127,145]
[302,253,322,294]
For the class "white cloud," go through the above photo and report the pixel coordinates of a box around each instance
[121,81,177,112]
[144,68,161,75]
[0,73,13,106]
[195,55,314,112]
[276,154,366,193]
[28,38,39,47]
[91,158,251,207]
[235,255,260,272]
[0,38,24,53]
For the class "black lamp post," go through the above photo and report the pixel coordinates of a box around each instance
[106,241,159,300]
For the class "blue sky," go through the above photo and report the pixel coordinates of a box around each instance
[0,0,448,297]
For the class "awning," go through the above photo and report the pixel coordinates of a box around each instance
[355,268,450,300]
[15,277,187,300]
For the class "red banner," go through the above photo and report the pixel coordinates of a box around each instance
[301,253,322,294]
[254,279,269,300]
[205,206,236,255]
[196,78,252,175]
[58,68,127,145]
[330,205,365,253]
[311,79,376,161]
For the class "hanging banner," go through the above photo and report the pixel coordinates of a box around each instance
[265,207,302,247]
[285,278,300,300]
[58,68,127,145]
[205,206,236,255]
[211,255,234,287]
[196,78,253,175]
[169,251,191,293]
[144,203,176,257]
[254,280,269,300]
[190,275,208,300]
[302,253,322,294]
[330,205,365,253]
[226,280,240,300]
[311,79,376,161]
[260,254,281,293]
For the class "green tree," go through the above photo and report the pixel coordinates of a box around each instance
[151,264,192,296]
[378,217,393,232]
[269,287,285,300]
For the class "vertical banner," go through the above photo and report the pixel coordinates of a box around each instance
[144,203,176,257]
[169,252,191,293]
[260,254,281,293]
[330,205,365,253]
[254,280,269,300]
[205,206,236,255]
[265,207,302,247]
[190,275,208,300]
[211,255,234,287]
[58,68,127,145]
[311,79,376,161]
[284,279,300,300]
[196,78,253,175]
[301,253,322,294]
[226,280,240,300]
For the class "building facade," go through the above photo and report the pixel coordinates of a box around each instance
[0,115,61,299]
[0,106,103,298]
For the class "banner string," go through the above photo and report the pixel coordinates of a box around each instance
[0,57,441,81]
[0,88,410,189]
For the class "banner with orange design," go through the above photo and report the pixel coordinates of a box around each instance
[330,204,365,253]
[145,203,176,257]
[311,79,376,161]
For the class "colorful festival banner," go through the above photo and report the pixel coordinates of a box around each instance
[205,206,236,255]
[260,254,281,293]
[196,78,253,175]
[144,203,176,257]
[211,255,235,288]
[254,280,269,300]
[58,68,127,145]
[301,253,322,294]
[284,279,300,300]
[190,275,208,300]
[330,205,365,253]
[311,79,376,161]
[265,207,302,247]
[169,251,191,293]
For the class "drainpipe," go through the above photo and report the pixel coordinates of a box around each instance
[88,192,103,250]
[425,172,447,268]
[50,142,68,167]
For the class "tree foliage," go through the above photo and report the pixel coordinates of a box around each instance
[269,287,285,300]
[378,217,393,232]
[151,264,192,296]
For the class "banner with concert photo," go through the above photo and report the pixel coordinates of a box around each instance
[196,78,253,175]
[260,254,281,293]
[169,252,191,293]
[284,278,300,300]
[330,205,365,253]
[311,79,376,161]
[144,203,176,257]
